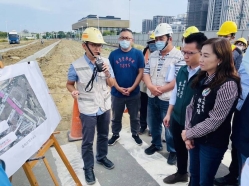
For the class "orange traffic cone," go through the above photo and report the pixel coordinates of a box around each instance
[67,99,83,142]
[124,106,128,113]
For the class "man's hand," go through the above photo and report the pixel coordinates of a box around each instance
[163,114,171,128]
[181,130,187,142]
[185,140,195,150]
[102,63,110,77]
[148,85,162,96]
[117,87,127,95]
[71,90,79,99]
[123,87,133,96]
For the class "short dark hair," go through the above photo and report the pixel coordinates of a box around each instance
[184,32,208,50]
[120,28,133,34]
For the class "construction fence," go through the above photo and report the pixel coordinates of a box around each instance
[104,29,249,47]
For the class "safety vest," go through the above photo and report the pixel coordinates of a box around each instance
[231,44,236,51]
[147,48,183,101]
[72,57,111,115]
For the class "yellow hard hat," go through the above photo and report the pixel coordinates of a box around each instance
[235,37,248,47]
[82,27,106,44]
[183,26,199,38]
[217,21,237,36]
[149,32,155,40]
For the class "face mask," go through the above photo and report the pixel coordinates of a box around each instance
[236,45,243,51]
[148,43,157,53]
[155,41,167,51]
[119,40,130,49]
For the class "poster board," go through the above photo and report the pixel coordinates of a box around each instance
[0,61,61,176]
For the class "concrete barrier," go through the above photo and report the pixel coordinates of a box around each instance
[18,40,61,63]
[104,29,249,47]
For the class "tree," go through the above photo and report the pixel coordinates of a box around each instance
[36,34,40,39]
[58,31,66,38]
[0,31,7,38]
[23,29,29,33]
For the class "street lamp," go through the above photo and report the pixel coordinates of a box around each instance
[97,16,99,29]
[129,0,131,27]
[5,21,8,40]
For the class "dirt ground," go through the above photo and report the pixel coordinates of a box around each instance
[38,40,111,131]
[1,40,56,65]
[0,40,35,50]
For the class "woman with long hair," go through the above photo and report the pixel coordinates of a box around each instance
[181,38,241,186]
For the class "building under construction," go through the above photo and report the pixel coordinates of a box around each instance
[186,0,209,31]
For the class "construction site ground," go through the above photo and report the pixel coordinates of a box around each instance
[2,39,231,186]
[0,40,35,50]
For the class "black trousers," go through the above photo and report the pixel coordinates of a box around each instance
[140,91,148,130]
[171,116,188,174]
[229,144,239,178]
[80,110,110,169]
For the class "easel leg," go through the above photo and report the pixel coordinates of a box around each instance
[22,163,39,186]
[43,157,60,186]
[51,134,82,186]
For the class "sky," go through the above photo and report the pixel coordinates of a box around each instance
[0,0,188,33]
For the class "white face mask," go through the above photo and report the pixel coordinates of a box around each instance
[236,45,243,51]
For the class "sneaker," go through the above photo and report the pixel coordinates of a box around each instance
[139,127,146,135]
[97,157,115,170]
[214,174,238,186]
[108,134,120,146]
[132,134,143,145]
[167,152,177,165]
[144,144,162,155]
[84,168,96,185]
[163,172,188,184]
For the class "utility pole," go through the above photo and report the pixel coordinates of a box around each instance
[238,0,245,29]
[5,21,8,40]
[129,0,131,28]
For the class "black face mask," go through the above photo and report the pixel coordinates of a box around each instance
[148,43,157,53]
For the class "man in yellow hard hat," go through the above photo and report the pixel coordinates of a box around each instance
[66,27,115,185]
[217,21,243,71]
[235,37,248,54]
[176,26,199,50]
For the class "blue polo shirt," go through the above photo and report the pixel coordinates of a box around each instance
[67,54,114,116]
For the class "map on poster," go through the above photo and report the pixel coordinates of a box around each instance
[0,61,61,176]
[0,74,47,156]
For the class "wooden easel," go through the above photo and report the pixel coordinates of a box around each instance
[21,132,82,186]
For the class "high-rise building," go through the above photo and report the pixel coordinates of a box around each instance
[142,19,153,34]
[186,0,209,31]
[206,0,249,31]
[153,16,174,29]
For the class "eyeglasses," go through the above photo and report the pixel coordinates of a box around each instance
[181,51,200,56]
[88,42,103,48]
[119,37,133,41]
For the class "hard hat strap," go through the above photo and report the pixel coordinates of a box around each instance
[84,42,97,59]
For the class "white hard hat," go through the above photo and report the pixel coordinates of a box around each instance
[154,23,173,37]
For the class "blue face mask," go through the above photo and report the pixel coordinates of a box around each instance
[155,41,168,51]
[119,40,130,49]
[148,43,157,53]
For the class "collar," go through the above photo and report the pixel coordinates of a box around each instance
[204,73,216,84]
[84,54,94,67]
[187,66,200,73]
[159,46,175,57]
